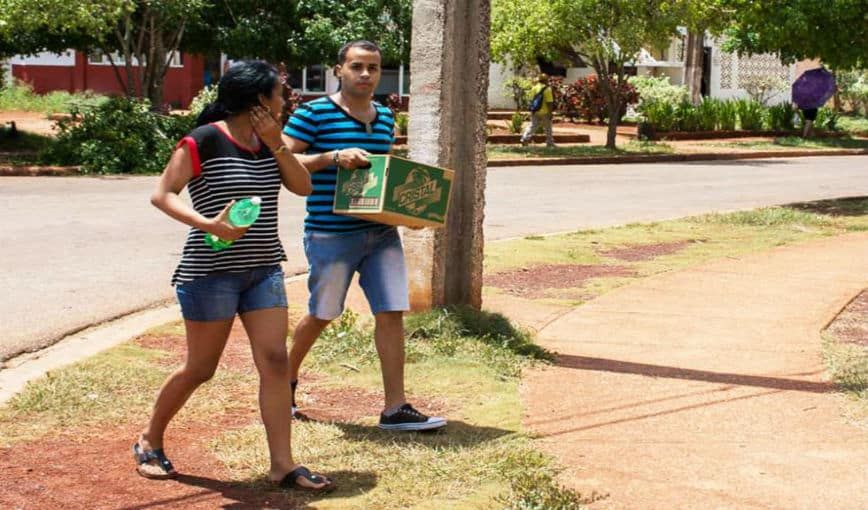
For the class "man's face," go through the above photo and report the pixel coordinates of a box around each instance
[335,47,382,99]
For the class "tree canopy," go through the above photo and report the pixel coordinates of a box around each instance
[722,0,868,70]
[184,0,412,68]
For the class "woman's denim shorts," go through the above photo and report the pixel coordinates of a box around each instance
[175,265,287,321]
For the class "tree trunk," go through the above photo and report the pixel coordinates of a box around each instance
[684,31,704,104]
[593,59,620,150]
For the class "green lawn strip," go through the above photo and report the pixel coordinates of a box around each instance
[0,332,257,448]
[0,84,107,114]
[487,140,672,160]
[485,199,868,306]
[0,306,587,508]
[0,131,55,163]
[705,136,868,151]
[837,114,868,135]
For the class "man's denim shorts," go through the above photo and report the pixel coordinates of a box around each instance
[175,265,287,322]
[303,226,410,321]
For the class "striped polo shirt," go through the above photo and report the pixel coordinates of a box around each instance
[283,96,395,233]
[170,123,286,285]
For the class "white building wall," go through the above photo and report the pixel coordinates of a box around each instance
[708,39,796,104]
[10,51,76,66]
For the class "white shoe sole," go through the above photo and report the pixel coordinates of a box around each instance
[378,418,447,431]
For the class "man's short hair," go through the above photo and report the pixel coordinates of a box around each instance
[337,40,382,64]
[538,73,549,84]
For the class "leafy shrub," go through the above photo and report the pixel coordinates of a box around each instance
[837,70,868,115]
[504,76,534,111]
[718,99,738,130]
[561,76,638,123]
[187,85,218,118]
[696,98,720,131]
[629,75,688,113]
[676,101,702,132]
[740,74,788,105]
[43,97,191,174]
[642,101,679,132]
[815,107,839,131]
[385,92,403,114]
[0,79,106,113]
[736,99,765,131]
[767,102,796,131]
[509,111,527,134]
[395,112,409,136]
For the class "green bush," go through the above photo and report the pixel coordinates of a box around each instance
[676,101,702,132]
[838,70,868,115]
[509,111,526,134]
[629,75,688,114]
[815,107,839,131]
[395,112,409,136]
[767,102,796,131]
[736,99,765,131]
[0,80,105,114]
[43,97,192,174]
[641,101,676,132]
[718,99,738,131]
[187,85,218,118]
[696,98,720,131]
[504,77,534,111]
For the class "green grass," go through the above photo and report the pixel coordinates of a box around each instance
[485,198,868,305]
[708,136,868,151]
[0,307,589,508]
[391,141,672,161]
[837,114,868,135]
[0,81,106,114]
[488,140,673,160]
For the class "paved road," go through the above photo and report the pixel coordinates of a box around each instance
[2,155,867,360]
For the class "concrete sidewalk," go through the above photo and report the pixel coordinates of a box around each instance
[520,233,868,509]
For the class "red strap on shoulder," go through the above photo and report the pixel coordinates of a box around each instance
[175,136,201,178]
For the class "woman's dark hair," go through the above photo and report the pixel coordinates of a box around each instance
[196,60,280,127]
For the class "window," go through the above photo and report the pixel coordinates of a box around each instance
[305,65,326,92]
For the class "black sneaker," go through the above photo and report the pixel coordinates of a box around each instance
[378,403,447,431]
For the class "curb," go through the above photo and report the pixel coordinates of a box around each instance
[0,165,81,176]
[487,149,868,167]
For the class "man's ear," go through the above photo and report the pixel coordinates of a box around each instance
[333,64,341,77]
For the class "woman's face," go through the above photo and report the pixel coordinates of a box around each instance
[259,80,285,120]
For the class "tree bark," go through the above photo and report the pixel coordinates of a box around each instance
[684,31,704,104]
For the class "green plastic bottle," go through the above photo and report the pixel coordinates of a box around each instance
[204,196,262,251]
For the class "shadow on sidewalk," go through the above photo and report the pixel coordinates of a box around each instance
[554,354,833,393]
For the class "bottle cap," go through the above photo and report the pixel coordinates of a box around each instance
[250,196,262,205]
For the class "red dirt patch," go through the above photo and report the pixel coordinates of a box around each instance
[827,290,868,347]
[485,264,636,299]
[0,413,314,509]
[598,240,692,262]
[296,384,451,423]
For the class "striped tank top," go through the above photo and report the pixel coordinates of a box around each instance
[170,123,286,286]
[283,96,395,234]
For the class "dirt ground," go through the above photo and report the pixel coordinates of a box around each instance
[0,111,57,136]
[0,316,447,510]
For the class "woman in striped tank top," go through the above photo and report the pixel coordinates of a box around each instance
[133,61,333,492]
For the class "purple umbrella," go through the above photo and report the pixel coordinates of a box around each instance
[791,68,836,109]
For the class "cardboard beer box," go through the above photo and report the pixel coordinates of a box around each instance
[333,154,454,228]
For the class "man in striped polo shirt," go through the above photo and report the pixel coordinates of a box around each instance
[282,40,446,432]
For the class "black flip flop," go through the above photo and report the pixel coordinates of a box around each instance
[278,466,335,492]
[133,442,177,479]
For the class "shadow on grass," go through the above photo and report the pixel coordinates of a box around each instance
[333,420,516,449]
[406,306,553,361]
[118,470,378,510]
[786,196,868,217]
